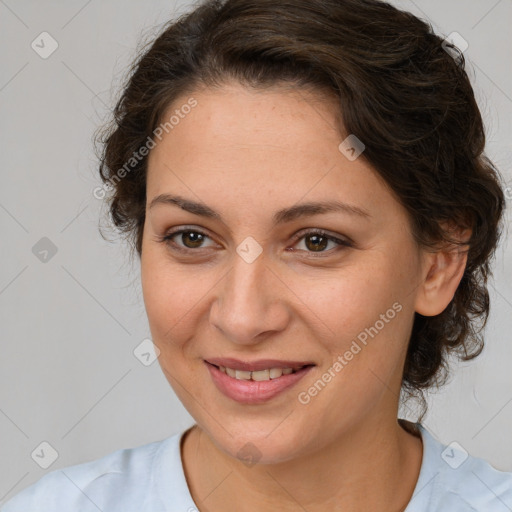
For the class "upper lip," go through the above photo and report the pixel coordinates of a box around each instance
[205,357,315,372]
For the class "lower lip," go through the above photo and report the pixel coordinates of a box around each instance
[205,362,313,404]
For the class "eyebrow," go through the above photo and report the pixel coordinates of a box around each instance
[148,193,371,226]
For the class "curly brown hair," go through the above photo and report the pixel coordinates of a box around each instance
[96,0,506,420]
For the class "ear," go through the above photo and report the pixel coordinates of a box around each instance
[414,227,471,317]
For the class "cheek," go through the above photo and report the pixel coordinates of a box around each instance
[302,259,407,345]
[140,247,206,353]
[300,252,416,404]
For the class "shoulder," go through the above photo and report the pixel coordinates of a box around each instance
[407,422,512,512]
[440,446,512,511]
[0,431,185,512]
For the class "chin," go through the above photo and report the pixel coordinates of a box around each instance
[203,421,312,466]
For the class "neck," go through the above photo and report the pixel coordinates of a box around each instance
[181,416,423,512]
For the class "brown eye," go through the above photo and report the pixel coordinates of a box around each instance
[292,230,352,255]
[304,234,329,252]
[179,231,206,249]
[161,228,215,252]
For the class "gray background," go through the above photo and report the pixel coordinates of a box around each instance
[0,0,511,502]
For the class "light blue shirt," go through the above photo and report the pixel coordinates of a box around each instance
[2,423,511,511]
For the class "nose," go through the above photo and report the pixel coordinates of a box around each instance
[209,250,290,345]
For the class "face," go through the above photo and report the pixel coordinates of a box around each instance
[141,81,426,464]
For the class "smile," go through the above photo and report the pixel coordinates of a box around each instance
[205,359,315,404]
[218,365,298,381]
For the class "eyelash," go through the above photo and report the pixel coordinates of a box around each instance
[157,227,353,257]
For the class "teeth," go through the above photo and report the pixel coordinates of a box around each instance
[251,369,270,381]
[269,368,283,379]
[218,365,301,381]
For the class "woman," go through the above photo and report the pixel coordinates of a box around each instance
[3,0,511,510]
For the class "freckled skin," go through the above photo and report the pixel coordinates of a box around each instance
[140,81,467,512]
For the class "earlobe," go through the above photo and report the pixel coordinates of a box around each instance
[414,242,470,317]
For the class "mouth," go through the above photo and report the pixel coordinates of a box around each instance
[204,358,315,404]
[208,363,309,380]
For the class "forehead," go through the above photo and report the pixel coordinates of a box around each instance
[156,82,342,154]
[145,82,402,228]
